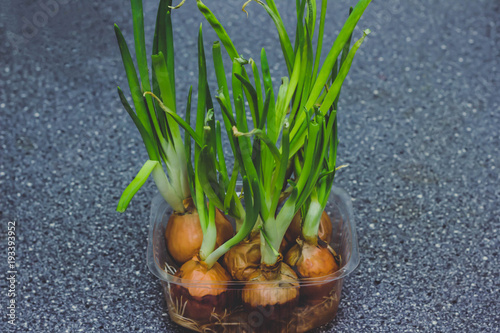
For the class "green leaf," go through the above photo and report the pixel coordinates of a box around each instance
[274,77,289,139]
[270,122,290,213]
[312,0,327,82]
[294,0,306,54]
[130,0,151,93]
[114,24,152,137]
[234,73,260,129]
[333,6,355,109]
[235,128,281,163]
[117,87,159,161]
[146,92,202,146]
[289,0,371,141]
[319,29,371,114]
[245,0,294,75]
[184,86,196,197]
[164,2,176,104]
[260,88,272,131]
[196,24,208,141]
[152,52,176,113]
[224,161,239,211]
[232,62,248,132]
[196,0,238,60]
[261,49,276,141]
[250,59,264,118]
[213,42,232,116]
[151,52,181,143]
[216,95,237,128]
[117,160,158,212]
[305,0,317,52]
[215,121,229,186]
[130,0,160,138]
[152,0,171,139]
[305,0,371,111]
[213,42,238,158]
[197,145,224,209]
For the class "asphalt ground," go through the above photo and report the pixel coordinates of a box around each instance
[1,0,499,332]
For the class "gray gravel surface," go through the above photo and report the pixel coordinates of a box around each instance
[1,0,499,332]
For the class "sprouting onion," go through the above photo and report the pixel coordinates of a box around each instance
[145,21,262,269]
[193,0,371,313]
[114,0,238,266]
[241,0,372,305]
[114,0,189,214]
[242,0,372,158]
[197,0,371,264]
[237,0,371,245]
[112,0,373,325]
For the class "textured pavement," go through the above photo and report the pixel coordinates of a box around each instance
[1,0,499,332]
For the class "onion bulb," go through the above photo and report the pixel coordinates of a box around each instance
[285,239,339,305]
[223,232,261,281]
[242,259,299,322]
[165,199,233,264]
[223,232,289,281]
[171,258,232,321]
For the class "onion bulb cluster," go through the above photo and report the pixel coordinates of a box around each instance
[114,0,371,327]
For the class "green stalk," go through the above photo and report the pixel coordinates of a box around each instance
[117,160,184,213]
[304,0,371,110]
[199,203,217,261]
[196,0,238,60]
[260,217,280,265]
[289,29,370,157]
[116,0,195,214]
[261,187,297,265]
[117,87,159,161]
[130,0,161,139]
[319,29,371,114]
[114,24,153,137]
[290,0,372,140]
[152,161,185,212]
[196,24,208,145]
[250,59,264,115]
[243,0,294,75]
[301,189,323,244]
[312,0,326,81]
[204,177,260,267]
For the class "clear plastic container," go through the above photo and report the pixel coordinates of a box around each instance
[147,186,360,332]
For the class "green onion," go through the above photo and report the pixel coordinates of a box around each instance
[114,0,190,214]
[195,0,372,266]
[116,0,371,270]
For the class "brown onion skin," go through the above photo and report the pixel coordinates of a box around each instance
[171,259,232,322]
[165,211,203,265]
[284,211,333,250]
[165,205,234,265]
[285,241,339,305]
[223,232,261,281]
[242,260,299,322]
[214,208,234,248]
[223,232,289,281]
[284,212,302,245]
[318,211,333,244]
